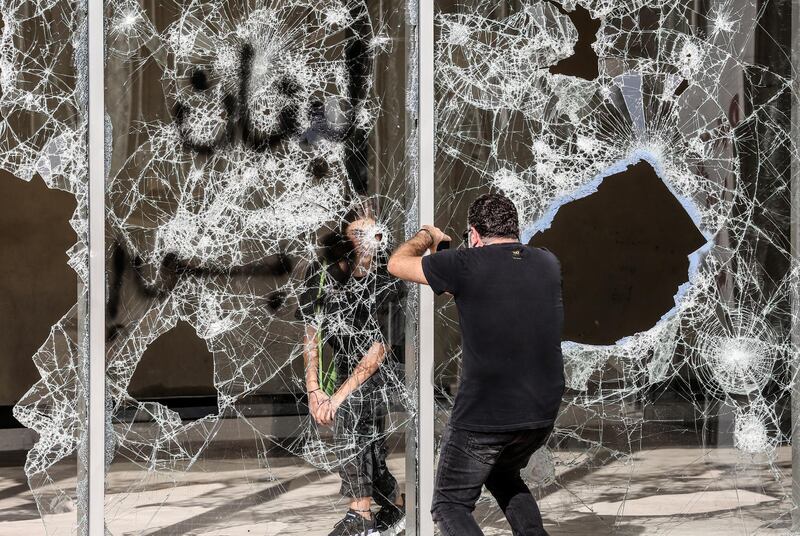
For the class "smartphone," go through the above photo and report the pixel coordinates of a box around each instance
[436,240,450,252]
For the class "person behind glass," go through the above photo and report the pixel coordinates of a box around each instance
[297,205,407,536]
[388,193,565,536]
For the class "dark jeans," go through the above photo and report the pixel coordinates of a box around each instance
[432,423,554,536]
[333,381,398,506]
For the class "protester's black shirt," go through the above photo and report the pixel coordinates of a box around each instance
[296,261,405,394]
[422,243,565,431]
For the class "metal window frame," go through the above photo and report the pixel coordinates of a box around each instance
[87,0,106,532]
[84,0,435,534]
[417,0,436,534]
[791,0,800,531]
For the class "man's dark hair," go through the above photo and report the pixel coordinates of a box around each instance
[468,193,519,239]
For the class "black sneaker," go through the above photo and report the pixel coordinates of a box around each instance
[327,509,379,536]
[375,494,406,536]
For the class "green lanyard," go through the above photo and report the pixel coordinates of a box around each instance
[315,263,337,396]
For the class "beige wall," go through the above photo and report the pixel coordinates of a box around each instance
[0,171,219,407]
[0,172,76,406]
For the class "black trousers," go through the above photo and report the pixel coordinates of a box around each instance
[333,384,398,506]
[431,422,553,536]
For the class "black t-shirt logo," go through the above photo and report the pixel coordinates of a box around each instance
[512,249,522,260]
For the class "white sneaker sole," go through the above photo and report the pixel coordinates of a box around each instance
[337,525,379,536]
[351,529,377,536]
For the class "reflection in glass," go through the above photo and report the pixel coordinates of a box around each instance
[297,202,407,533]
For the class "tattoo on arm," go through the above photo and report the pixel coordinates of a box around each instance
[387,232,432,284]
[398,232,433,257]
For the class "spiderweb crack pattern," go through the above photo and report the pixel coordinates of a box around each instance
[2,0,415,532]
[434,0,796,530]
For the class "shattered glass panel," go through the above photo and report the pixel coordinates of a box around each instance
[434,0,796,534]
[102,0,416,533]
[0,0,89,532]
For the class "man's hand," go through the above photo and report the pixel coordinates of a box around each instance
[420,225,450,254]
[316,393,343,426]
[388,225,451,284]
[308,389,331,425]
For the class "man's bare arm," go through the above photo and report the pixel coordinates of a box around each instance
[388,225,450,284]
[303,325,321,392]
[303,325,330,424]
[316,341,387,425]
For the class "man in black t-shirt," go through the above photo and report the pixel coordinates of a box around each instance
[388,193,565,536]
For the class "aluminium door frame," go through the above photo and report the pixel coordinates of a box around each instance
[87,0,106,531]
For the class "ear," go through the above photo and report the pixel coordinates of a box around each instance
[471,226,483,247]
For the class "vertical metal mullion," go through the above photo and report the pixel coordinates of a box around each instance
[87,0,105,532]
[791,0,800,530]
[418,0,435,534]
[404,0,420,533]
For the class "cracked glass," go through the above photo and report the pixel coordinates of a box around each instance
[101,0,418,533]
[433,0,797,534]
[1,0,418,533]
[1,0,799,534]
[0,0,88,531]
